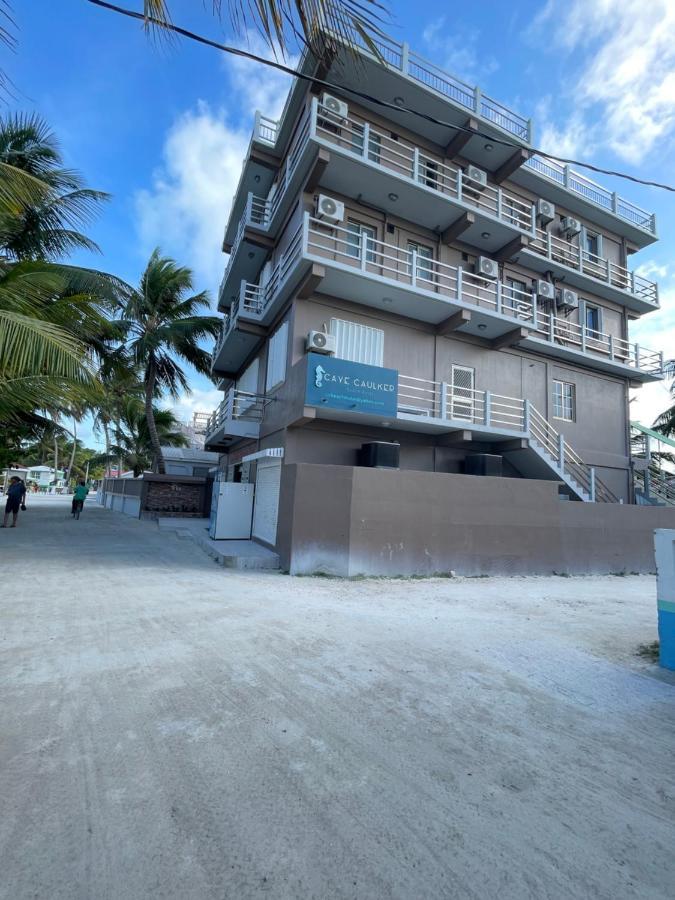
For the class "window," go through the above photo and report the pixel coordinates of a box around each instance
[505,277,528,312]
[237,358,260,412]
[350,123,381,163]
[584,303,601,333]
[330,318,384,367]
[584,230,600,257]
[346,220,377,263]
[265,322,289,392]
[407,241,434,282]
[419,158,439,189]
[553,380,575,422]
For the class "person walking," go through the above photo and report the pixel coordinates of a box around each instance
[2,476,26,528]
[71,479,89,518]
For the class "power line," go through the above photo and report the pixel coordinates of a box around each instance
[86,0,675,195]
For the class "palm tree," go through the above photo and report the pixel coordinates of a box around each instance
[123,249,220,474]
[92,351,146,475]
[0,113,109,260]
[108,398,189,478]
[114,1,386,61]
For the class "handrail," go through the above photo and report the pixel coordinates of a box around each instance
[398,374,618,501]
[205,386,267,436]
[303,216,663,376]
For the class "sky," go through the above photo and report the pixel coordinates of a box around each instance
[7,0,675,448]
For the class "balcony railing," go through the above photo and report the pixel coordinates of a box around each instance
[396,375,617,502]
[301,216,663,376]
[232,99,658,308]
[523,155,656,235]
[527,228,658,305]
[205,386,267,439]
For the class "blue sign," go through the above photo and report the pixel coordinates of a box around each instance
[305,353,398,417]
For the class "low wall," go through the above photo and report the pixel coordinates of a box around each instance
[100,474,211,519]
[278,464,675,576]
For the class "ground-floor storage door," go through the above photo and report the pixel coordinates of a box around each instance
[251,460,282,545]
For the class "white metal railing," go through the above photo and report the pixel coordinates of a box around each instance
[205,386,266,437]
[303,215,663,376]
[254,111,279,145]
[527,227,658,305]
[524,155,656,235]
[312,98,534,233]
[396,375,617,502]
[634,469,675,506]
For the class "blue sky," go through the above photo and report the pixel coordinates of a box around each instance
[8,0,675,446]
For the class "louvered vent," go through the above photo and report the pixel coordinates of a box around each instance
[330,319,384,367]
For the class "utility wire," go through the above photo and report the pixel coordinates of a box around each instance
[86,0,675,195]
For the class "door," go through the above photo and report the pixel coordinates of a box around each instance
[251,460,282,545]
[450,365,475,421]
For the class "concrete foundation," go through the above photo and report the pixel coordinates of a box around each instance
[278,464,675,576]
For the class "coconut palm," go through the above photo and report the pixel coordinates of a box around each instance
[108,398,189,478]
[122,249,220,474]
[127,1,386,61]
[0,113,109,260]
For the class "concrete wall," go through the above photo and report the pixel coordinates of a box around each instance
[278,463,675,576]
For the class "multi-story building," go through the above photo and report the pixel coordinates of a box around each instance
[204,28,670,572]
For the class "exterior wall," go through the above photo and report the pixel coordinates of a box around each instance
[278,463,675,576]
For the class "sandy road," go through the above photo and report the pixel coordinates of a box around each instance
[1,495,674,899]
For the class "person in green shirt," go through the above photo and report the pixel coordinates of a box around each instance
[71,480,89,517]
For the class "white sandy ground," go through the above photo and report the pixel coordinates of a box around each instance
[0,495,674,899]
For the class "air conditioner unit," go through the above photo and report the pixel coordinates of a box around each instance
[316,194,345,224]
[536,198,556,224]
[306,330,337,354]
[557,288,579,310]
[320,93,348,122]
[477,256,498,279]
[465,165,487,191]
[536,279,555,301]
[560,216,582,237]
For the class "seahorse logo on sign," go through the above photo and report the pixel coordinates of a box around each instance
[315,364,326,388]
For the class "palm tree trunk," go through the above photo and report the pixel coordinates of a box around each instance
[145,364,165,474]
[53,433,58,491]
[103,422,111,476]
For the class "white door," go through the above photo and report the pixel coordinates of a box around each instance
[252,460,282,545]
[451,365,475,421]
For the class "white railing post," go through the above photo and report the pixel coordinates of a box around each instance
[581,321,587,354]
[456,266,463,302]
[549,312,555,343]
[362,121,370,160]
[611,191,618,213]
[411,249,418,287]
[523,399,531,435]
[530,202,537,237]
[254,109,261,140]
[310,95,319,134]
[457,169,463,203]
[530,290,538,328]
[496,188,503,221]
[564,165,571,188]
[412,147,420,182]
[245,192,253,225]
[590,467,596,502]
[558,433,565,470]
[301,211,310,255]
[440,382,448,420]
[495,280,502,316]
[484,391,492,427]
[635,343,640,370]
[400,42,409,74]
[474,85,482,115]
[608,334,614,360]
[361,233,368,271]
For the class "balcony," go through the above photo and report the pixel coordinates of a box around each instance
[203,387,267,450]
[231,214,663,383]
[219,98,658,312]
[247,27,656,246]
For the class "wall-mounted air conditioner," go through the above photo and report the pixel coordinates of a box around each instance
[306,330,337,354]
[465,165,487,191]
[560,216,582,237]
[536,199,556,224]
[536,280,555,301]
[477,256,498,279]
[316,195,345,224]
[320,93,348,122]
[557,288,579,310]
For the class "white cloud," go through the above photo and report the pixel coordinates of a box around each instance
[422,17,499,83]
[534,0,675,164]
[635,261,671,281]
[134,34,297,296]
